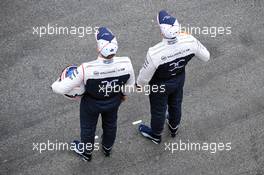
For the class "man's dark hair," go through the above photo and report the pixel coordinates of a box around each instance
[105,54,115,59]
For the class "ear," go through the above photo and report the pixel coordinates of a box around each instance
[160,31,164,38]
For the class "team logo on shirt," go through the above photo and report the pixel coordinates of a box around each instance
[169,59,185,75]
[100,79,119,97]
[93,71,99,76]
[161,56,167,61]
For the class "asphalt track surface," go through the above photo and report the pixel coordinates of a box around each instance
[1,0,264,175]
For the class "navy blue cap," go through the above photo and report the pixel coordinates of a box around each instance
[158,10,176,25]
[96,27,115,42]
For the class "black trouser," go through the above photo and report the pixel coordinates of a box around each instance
[149,72,185,135]
[80,94,121,152]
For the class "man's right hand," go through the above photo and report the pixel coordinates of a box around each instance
[121,95,128,102]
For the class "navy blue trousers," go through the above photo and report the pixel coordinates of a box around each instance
[149,72,185,135]
[80,94,121,152]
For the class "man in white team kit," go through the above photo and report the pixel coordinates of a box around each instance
[51,27,135,161]
[137,10,210,144]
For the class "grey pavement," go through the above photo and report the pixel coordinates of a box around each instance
[0,0,264,174]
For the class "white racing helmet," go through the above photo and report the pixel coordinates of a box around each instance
[96,27,118,57]
[60,65,85,100]
[157,10,180,39]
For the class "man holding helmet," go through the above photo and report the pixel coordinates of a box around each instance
[137,10,210,144]
[51,27,135,161]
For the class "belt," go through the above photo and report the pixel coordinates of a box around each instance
[150,69,185,83]
[85,92,122,100]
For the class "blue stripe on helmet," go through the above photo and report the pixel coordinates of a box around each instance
[97,27,114,42]
[158,10,176,25]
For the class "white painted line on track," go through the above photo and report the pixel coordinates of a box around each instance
[132,120,142,125]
